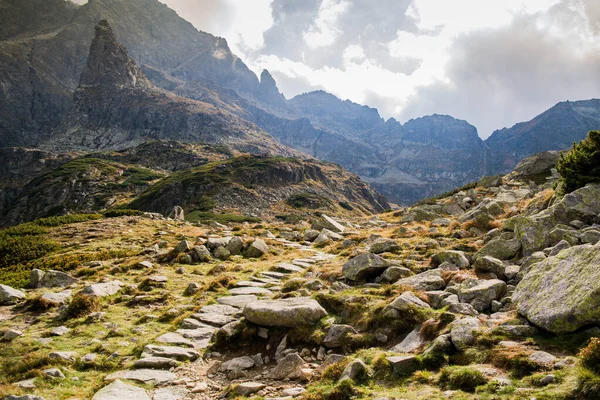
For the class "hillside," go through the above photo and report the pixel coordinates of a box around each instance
[1,151,600,399]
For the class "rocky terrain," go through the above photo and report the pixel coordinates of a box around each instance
[2,146,600,399]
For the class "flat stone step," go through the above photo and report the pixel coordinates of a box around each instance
[293,258,317,264]
[251,276,281,284]
[274,263,305,274]
[105,369,177,385]
[228,287,274,296]
[155,332,195,347]
[132,357,180,370]
[260,271,286,279]
[190,312,237,327]
[235,280,268,288]
[217,295,258,308]
[292,261,314,268]
[198,304,239,316]
[141,345,199,361]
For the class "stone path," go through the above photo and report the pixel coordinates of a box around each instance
[90,239,334,399]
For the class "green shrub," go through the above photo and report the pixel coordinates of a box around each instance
[580,337,600,375]
[574,367,600,399]
[186,211,260,224]
[103,209,143,218]
[557,130,600,193]
[33,213,102,227]
[438,366,488,392]
[64,294,101,319]
[339,201,354,211]
[121,166,162,186]
[287,192,329,209]
[0,234,58,269]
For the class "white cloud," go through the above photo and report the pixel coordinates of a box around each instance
[303,0,350,48]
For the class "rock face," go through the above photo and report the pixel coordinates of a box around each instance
[243,298,327,328]
[513,242,600,333]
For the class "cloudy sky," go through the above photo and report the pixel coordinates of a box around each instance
[160,0,600,138]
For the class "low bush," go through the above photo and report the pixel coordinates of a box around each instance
[33,213,102,227]
[580,337,600,375]
[186,211,260,224]
[64,294,101,319]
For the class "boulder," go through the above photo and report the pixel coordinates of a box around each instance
[323,324,358,348]
[339,358,367,382]
[450,317,481,350]
[226,236,244,255]
[458,279,506,312]
[390,327,425,353]
[0,284,26,305]
[234,382,266,396]
[206,237,231,250]
[396,269,445,291]
[219,356,255,372]
[474,256,506,278]
[312,214,346,233]
[513,242,600,333]
[377,266,413,283]
[431,250,470,269]
[246,239,268,258]
[81,281,123,297]
[173,240,191,254]
[213,246,230,261]
[141,345,199,361]
[386,355,419,375]
[269,353,305,379]
[342,253,389,281]
[192,245,211,262]
[303,229,320,242]
[40,290,72,306]
[243,297,327,328]
[38,270,78,288]
[475,238,521,260]
[369,238,401,254]
[29,269,45,288]
[384,292,431,317]
[92,380,150,400]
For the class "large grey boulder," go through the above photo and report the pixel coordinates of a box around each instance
[269,353,305,379]
[475,238,521,260]
[323,324,358,348]
[431,250,470,269]
[92,380,150,400]
[396,269,445,291]
[243,297,327,327]
[513,242,600,333]
[383,292,431,318]
[474,256,506,278]
[226,236,244,255]
[0,284,26,305]
[369,238,401,254]
[377,266,413,283]
[342,253,390,281]
[311,214,346,233]
[38,270,78,288]
[458,279,506,312]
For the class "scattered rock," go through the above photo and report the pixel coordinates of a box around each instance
[323,324,358,348]
[450,317,481,350]
[81,281,123,297]
[270,353,305,379]
[0,284,26,305]
[234,382,266,396]
[369,238,401,254]
[458,279,507,311]
[431,250,470,269]
[38,270,78,288]
[105,369,177,385]
[246,239,269,258]
[396,269,445,291]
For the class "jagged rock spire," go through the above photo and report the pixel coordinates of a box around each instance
[254,69,287,108]
[79,19,151,89]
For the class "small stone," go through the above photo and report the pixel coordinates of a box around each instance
[234,382,265,396]
[3,329,23,341]
[48,351,78,363]
[50,326,70,336]
[219,356,255,372]
[183,282,201,296]
[135,261,154,269]
[91,379,151,400]
[43,368,65,380]
[269,353,305,379]
[339,358,367,381]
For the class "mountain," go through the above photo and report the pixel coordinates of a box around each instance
[484,99,600,174]
[0,0,259,147]
[43,20,294,156]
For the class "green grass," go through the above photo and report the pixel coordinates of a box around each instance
[286,192,330,209]
[103,209,143,218]
[119,166,163,186]
[185,211,260,224]
[438,366,488,392]
[33,214,102,227]
[50,158,117,178]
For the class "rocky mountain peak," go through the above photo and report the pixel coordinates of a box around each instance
[78,20,151,90]
[254,69,287,108]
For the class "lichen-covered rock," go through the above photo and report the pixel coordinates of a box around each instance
[192,245,211,262]
[0,284,26,305]
[323,324,358,348]
[474,256,506,278]
[396,269,445,291]
[431,250,470,269]
[342,253,390,281]
[384,292,431,317]
[226,236,244,255]
[450,317,481,350]
[311,214,346,233]
[246,239,268,258]
[513,242,600,333]
[377,266,413,283]
[38,270,78,288]
[458,279,506,312]
[475,238,521,260]
[243,297,327,327]
[369,238,401,254]
[81,281,123,297]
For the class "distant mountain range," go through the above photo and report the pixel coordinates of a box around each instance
[1,0,599,205]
